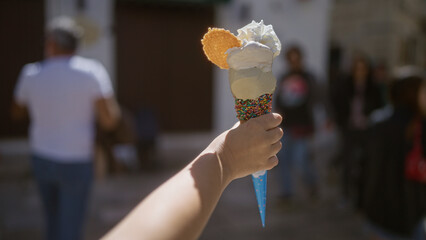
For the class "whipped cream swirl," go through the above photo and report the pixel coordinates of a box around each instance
[227,20,281,72]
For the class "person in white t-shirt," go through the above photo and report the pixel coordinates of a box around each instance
[12,16,120,240]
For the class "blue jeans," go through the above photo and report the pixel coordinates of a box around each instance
[414,219,426,240]
[31,155,93,240]
[277,132,317,197]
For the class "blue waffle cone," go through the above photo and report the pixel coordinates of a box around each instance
[251,170,267,227]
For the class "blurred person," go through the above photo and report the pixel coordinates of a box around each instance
[102,113,283,240]
[369,62,393,124]
[373,62,391,106]
[363,72,426,240]
[11,16,120,240]
[135,107,159,171]
[330,55,384,208]
[275,45,318,201]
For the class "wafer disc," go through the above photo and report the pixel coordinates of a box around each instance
[201,28,241,69]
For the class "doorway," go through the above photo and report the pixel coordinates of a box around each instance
[115,2,214,132]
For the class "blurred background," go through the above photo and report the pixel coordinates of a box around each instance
[0,0,425,239]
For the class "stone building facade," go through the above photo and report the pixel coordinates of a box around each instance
[330,0,426,71]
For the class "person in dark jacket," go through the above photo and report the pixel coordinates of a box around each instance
[363,73,426,240]
[275,45,318,200]
[330,55,384,208]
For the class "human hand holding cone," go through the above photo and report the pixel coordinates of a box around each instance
[230,68,275,228]
[202,20,281,227]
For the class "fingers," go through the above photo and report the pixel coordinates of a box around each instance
[254,113,282,130]
[258,141,281,173]
[270,140,282,156]
[265,155,279,170]
[265,127,283,144]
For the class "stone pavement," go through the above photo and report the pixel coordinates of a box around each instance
[0,134,367,240]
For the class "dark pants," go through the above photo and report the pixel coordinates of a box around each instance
[31,155,93,240]
[340,129,368,209]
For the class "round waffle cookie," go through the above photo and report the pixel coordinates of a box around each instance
[201,28,242,69]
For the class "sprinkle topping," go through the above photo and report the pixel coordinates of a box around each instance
[235,94,273,121]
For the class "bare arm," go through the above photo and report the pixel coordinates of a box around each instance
[11,101,28,121]
[95,97,121,131]
[102,113,283,240]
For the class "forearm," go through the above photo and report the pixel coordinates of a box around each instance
[102,114,283,240]
[104,97,121,129]
[102,150,229,240]
[96,97,121,130]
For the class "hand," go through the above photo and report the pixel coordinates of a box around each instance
[205,113,283,182]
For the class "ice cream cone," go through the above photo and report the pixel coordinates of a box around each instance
[230,67,275,227]
[201,20,281,228]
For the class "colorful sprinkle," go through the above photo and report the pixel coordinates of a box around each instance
[234,94,273,121]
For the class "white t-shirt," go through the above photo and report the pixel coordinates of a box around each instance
[14,56,113,162]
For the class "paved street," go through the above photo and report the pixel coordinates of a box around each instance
[0,134,367,240]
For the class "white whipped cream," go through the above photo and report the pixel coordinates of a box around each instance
[226,20,281,72]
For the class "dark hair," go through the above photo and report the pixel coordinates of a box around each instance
[285,45,303,60]
[47,16,83,52]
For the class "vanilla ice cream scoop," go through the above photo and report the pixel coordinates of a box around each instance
[227,42,274,72]
[229,68,276,99]
[227,20,281,100]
